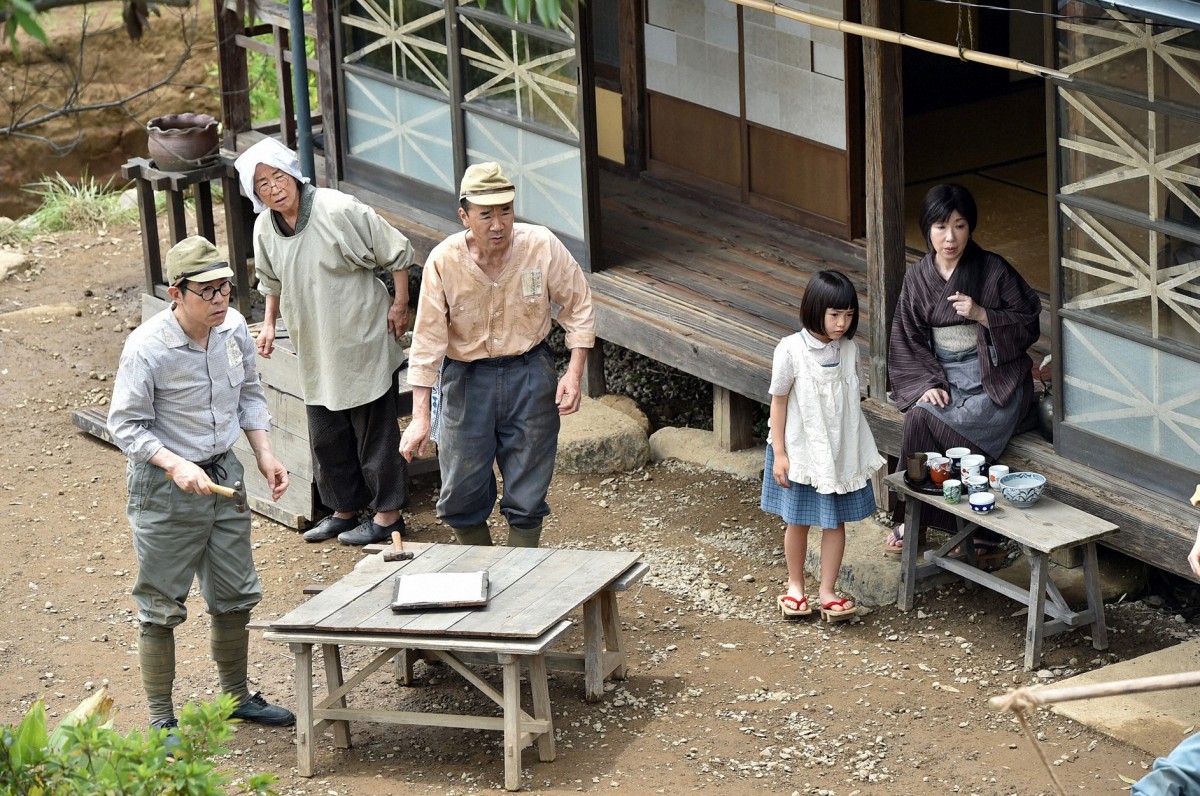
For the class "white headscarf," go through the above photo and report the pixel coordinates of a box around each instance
[233,138,311,214]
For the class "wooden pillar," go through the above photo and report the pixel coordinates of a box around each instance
[273,24,298,150]
[313,0,341,188]
[860,0,906,401]
[581,340,606,398]
[617,0,645,175]
[214,0,250,148]
[713,385,755,452]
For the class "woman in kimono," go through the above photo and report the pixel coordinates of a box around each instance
[885,183,1041,553]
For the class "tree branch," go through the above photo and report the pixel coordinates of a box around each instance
[0,0,190,24]
[0,9,206,152]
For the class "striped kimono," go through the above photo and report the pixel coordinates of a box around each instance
[888,241,1041,461]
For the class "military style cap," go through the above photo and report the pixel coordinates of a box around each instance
[165,236,235,284]
[459,162,515,206]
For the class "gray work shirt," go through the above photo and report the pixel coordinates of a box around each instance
[108,306,271,464]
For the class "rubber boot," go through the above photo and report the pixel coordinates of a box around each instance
[138,623,176,723]
[507,522,542,548]
[211,610,251,705]
[452,523,493,546]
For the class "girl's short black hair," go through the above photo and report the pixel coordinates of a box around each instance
[800,270,859,339]
[920,183,977,249]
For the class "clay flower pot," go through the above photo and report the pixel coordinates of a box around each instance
[146,113,219,172]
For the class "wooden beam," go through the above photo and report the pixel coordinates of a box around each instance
[214,0,250,145]
[860,0,905,400]
[313,0,340,186]
[713,385,756,452]
[581,340,606,398]
[617,0,645,175]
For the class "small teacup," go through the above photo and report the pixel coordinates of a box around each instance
[965,475,990,494]
[906,453,928,481]
[988,465,1010,489]
[945,447,971,471]
[960,453,986,480]
[969,492,996,514]
[943,479,962,504]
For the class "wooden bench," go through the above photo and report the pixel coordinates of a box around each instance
[885,472,1119,670]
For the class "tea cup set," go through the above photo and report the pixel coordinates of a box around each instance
[906,447,1013,514]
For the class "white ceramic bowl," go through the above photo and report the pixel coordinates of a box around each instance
[969,492,996,513]
[998,472,1046,508]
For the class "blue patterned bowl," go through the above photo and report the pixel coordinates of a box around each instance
[998,472,1046,508]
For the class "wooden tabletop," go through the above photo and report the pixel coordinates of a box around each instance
[885,472,1119,552]
[269,543,644,639]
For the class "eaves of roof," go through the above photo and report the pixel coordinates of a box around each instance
[1082,0,1200,28]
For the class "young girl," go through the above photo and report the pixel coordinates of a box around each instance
[761,270,885,622]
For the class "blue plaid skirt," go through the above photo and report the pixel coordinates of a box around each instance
[760,444,877,529]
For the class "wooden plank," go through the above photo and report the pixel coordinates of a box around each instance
[609,561,649,591]
[265,620,573,657]
[885,473,1117,552]
[233,420,312,480]
[311,545,482,632]
[454,549,642,637]
[260,383,309,436]
[71,407,114,446]
[230,445,316,525]
[270,548,438,631]
[399,547,555,635]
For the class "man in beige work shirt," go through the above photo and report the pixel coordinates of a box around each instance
[400,162,595,547]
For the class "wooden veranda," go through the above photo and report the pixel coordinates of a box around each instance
[588,171,1195,581]
[209,127,1197,578]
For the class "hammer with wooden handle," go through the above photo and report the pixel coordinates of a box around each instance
[383,530,413,561]
[165,473,248,512]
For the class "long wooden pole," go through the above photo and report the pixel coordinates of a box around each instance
[730,0,1072,82]
[990,670,1200,712]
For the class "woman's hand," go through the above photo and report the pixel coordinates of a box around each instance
[947,292,987,325]
[773,451,791,488]
[921,387,950,408]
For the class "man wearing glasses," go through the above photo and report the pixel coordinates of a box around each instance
[108,236,295,747]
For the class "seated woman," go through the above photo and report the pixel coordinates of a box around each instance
[886,183,1041,553]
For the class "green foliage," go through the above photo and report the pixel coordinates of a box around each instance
[2,0,50,61]
[0,690,277,796]
[483,0,564,27]
[23,172,138,233]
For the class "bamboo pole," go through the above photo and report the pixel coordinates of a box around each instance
[729,0,1072,82]
[990,670,1200,713]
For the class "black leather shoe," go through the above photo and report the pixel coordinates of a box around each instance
[303,514,361,543]
[338,517,405,546]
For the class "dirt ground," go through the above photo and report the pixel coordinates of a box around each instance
[0,223,1194,795]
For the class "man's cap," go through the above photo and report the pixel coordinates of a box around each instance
[165,236,235,284]
[459,162,515,206]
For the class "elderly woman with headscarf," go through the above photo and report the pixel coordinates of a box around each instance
[234,139,414,546]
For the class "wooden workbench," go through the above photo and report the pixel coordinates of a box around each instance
[262,542,645,790]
